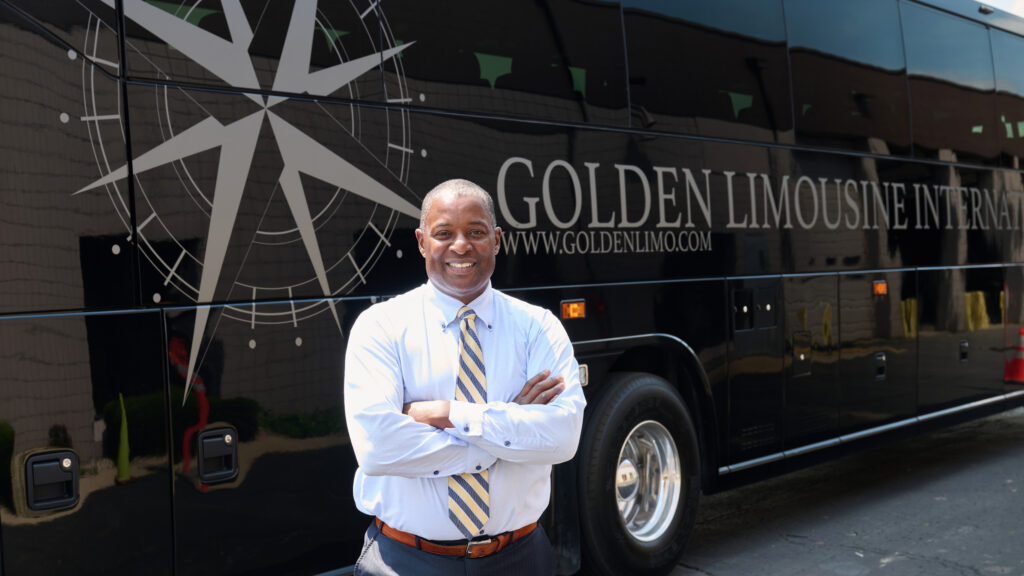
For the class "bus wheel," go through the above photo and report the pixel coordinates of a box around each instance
[578,372,700,576]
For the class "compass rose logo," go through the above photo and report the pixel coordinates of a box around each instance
[75,0,421,400]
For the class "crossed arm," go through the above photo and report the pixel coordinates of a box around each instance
[344,309,585,478]
[402,368,565,428]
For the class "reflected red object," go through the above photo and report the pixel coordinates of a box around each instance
[170,336,209,477]
[1004,327,1024,383]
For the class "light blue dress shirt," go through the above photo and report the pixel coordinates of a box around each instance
[344,281,586,540]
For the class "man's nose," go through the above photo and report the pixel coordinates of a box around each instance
[450,232,470,252]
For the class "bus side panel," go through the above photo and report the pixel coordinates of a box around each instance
[727,277,784,463]
[536,280,728,427]
[918,267,1006,412]
[783,274,839,450]
[0,2,174,572]
[0,311,173,576]
[120,87,422,308]
[166,302,363,576]
[838,270,918,434]
[1006,264,1024,395]
[120,73,416,572]
[0,2,134,315]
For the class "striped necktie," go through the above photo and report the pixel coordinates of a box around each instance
[448,306,490,538]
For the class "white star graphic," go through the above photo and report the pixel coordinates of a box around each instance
[76,0,420,402]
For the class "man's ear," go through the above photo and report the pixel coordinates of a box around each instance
[493,227,502,254]
[415,228,426,257]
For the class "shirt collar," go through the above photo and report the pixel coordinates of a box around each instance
[424,280,494,328]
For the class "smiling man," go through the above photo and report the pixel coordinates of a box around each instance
[344,179,586,575]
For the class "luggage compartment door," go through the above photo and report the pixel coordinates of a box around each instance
[783,274,839,450]
[728,277,785,464]
[838,271,918,434]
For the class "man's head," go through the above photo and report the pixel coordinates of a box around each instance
[416,179,502,304]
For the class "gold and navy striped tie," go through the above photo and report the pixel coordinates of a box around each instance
[448,306,490,538]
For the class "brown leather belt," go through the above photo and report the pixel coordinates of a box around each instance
[375,518,538,558]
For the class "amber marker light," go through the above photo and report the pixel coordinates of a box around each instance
[872,280,888,296]
[561,299,586,319]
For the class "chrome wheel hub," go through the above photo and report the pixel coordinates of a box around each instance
[615,420,682,542]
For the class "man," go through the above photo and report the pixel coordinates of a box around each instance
[344,179,586,575]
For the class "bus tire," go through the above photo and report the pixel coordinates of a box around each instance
[578,372,700,576]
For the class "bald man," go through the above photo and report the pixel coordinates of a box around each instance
[344,179,586,575]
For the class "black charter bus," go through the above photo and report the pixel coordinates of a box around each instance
[2,0,1024,574]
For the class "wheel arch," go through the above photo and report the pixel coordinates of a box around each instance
[545,334,720,574]
[573,333,719,492]
[571,338,710,576]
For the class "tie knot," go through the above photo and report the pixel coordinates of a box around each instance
[457,306,476,323]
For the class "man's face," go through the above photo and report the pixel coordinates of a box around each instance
[415,192,502,304]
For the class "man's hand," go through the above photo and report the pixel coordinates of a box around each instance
[403,400,453,429]
[514,369,564,405]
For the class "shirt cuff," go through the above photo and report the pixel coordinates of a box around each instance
[449,400,486,437]
[465,442,496,474]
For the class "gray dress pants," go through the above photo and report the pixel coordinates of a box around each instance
[354,520,556,576]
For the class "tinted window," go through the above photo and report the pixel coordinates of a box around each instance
[991,29,1024,167]
[785,0,909,154]
[622,0,792,143]
[901,1,998,164]
[4,0,120,71]
[634,0,787,42]
[384,0,628,126]
[122,2,389,102]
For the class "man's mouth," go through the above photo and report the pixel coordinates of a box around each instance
[447,262,475,269]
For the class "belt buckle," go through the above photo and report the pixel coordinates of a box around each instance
[465,537,494,558]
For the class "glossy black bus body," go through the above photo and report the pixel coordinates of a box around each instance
[1,1,1023,575]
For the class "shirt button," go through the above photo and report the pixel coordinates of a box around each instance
[504,440,511,447]
[476,465,482,471]
[463,426,470,432]
[433,470,439,475]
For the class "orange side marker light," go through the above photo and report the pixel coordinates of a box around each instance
[561,299,586,319]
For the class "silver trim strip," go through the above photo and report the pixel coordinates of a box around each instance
[575,332,690,349]
[718,389,1024,475]
[726,452,785,473]
[573,333,713,400]
[916,393,1010,422]
[782,437,841,458]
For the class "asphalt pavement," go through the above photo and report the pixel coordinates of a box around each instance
[672,407,1024,576]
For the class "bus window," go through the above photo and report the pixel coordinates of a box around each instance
[900,1,998,164]
[622,0,792,144]
[785,0,909,155]
[991,29,1024,169]
[383,0,628,126]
